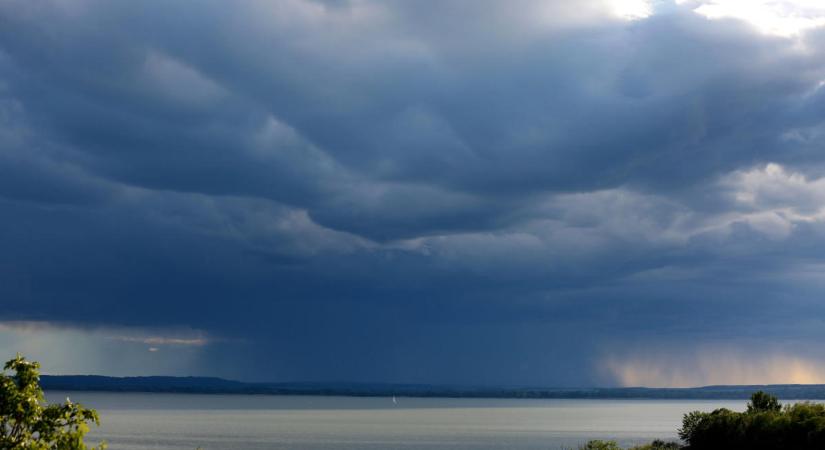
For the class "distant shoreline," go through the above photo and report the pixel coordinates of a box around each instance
[39,375,825,400]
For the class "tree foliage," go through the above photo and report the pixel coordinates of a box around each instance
[747,390,781,414]
[628,440,681,450]
[578,439,680,450]
[0,354,105,449]
[679,391,825,449]
[582,391,825,449]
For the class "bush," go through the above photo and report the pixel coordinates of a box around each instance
[629,440,681,450]
[578,439,680,450]
[679,391,825,449]
[747,391,781,414]
[579,391,825,449]
[579,440,622,450]
[0,354,105,449]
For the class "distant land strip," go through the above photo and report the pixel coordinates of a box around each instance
[38,376,825,400]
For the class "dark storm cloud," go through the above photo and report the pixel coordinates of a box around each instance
[2,0,825,385]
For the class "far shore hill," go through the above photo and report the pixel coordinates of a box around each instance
[38,375,825,400]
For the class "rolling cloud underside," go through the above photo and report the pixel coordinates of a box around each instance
[2,0,825,385]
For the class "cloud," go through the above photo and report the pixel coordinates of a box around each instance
[604,347,825,387]
[687,0,825,37]
[0,321,209,376]
[610,0,655,20]
[107,335,209,347]
[0,321,211,347]
[725,163,825,215]
[1,1,825,384]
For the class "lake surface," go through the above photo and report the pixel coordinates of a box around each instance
[45,392,748,450]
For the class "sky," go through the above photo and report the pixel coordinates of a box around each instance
[2,0,825,388]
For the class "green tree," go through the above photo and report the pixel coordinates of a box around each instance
[678,391,825,449]
[0,354,105,449]
[630,440,681,450]
[747,391,781,414]
[577,440,680,450]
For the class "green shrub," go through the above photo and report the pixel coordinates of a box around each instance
[578,391,825,450]
[579,439,681,450]
[628,439,681,449]
[679,391,825,449]
[0,354,105,449]
[747,391,781,414]
[579,440,622,450]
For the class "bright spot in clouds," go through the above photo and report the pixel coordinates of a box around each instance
[608,0,825,36]
[0,321,207,376]
[685,0,825,37]
[604,350,825,387]
[610,0,654,19]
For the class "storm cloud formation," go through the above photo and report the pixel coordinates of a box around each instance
[2,0,825,386]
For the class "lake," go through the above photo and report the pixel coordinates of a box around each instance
[45,392,747,449]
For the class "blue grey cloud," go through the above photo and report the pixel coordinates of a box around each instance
[2,0,825,386]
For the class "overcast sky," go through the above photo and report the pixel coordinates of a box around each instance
[2,0,825,387]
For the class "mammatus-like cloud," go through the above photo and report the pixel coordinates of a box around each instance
[1,0,825,384]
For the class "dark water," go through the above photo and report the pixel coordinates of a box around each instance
[45,391,747,449]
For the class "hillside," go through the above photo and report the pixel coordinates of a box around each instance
[39,376,825,399]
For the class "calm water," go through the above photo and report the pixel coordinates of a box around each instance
[45,391,747,450]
